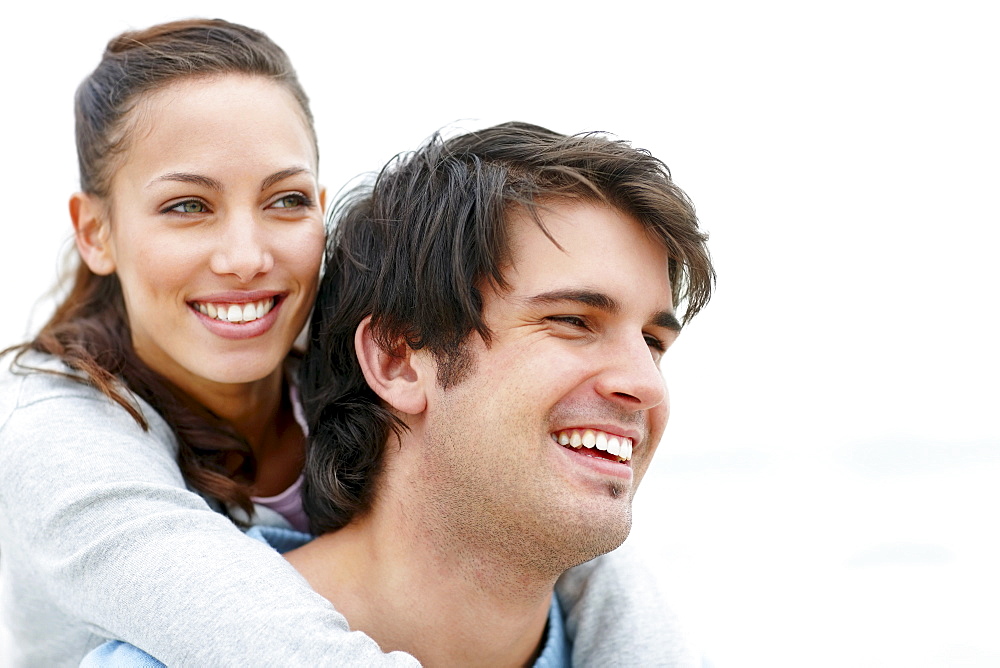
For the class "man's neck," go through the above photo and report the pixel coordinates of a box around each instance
[285,507,555,667]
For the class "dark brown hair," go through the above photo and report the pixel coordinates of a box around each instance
[4,18,316,519]
[300,121,715,533]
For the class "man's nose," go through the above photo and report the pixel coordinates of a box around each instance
[593,333,667,411]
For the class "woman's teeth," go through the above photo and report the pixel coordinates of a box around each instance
[193,298,275,323]
[553,428,633,462]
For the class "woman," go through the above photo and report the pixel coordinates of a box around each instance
[0,18,693,667]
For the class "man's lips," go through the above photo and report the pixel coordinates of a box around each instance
[551,428,633,463]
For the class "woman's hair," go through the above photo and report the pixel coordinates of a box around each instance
[4,18,317,519]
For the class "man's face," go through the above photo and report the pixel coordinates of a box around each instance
[413,199,679,571]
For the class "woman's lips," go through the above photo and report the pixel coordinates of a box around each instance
[188,295,284,340]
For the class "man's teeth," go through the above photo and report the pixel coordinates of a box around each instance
[194,298,275,323]
[553,429,633,462]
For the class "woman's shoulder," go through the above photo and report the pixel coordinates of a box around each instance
[0,350,171,447]
[2,350,93,397]
[1,350,123,416]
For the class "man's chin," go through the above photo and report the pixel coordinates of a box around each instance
[556,505,633,569]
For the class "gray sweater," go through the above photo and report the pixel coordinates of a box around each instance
[0,353,701,667]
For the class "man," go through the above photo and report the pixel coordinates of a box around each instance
[294,122,715,666]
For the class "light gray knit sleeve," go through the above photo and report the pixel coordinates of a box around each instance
[0,370,418,668]
[555,541,703,668]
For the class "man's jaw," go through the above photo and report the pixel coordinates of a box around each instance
[551,428,633,463]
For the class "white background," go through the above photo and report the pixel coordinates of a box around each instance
[2,2,998,666]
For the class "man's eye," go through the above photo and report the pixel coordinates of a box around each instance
[645,334,667,352]
[547,315,588,329]
[166,200,207,214]
[271,194,310,209]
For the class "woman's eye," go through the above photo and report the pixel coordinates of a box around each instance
[167,200,207,214]
[271,194,309,209]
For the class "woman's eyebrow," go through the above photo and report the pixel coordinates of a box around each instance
[261,167,312,191]
[148,172,222,191]
[146,167,312,193]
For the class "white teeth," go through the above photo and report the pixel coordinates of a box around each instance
[194,298,275,324]
[553,428,633,462]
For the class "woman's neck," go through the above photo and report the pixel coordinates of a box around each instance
[187,368,284,443]
[175,364,305,496]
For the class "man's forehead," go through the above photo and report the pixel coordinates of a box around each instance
[505,198,669,258]
[501,201,673,301]
[503,199,670,272]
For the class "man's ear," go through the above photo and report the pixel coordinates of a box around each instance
[355,316,429,415]
[70,192,115,276]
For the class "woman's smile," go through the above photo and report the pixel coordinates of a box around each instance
[189,293,285,340]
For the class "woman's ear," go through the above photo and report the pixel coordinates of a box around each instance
[70,192,116,275]
[355,316,429,416]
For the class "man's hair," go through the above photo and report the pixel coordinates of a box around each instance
[300,121,715,533]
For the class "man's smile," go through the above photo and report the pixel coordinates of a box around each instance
[551,428,633,463]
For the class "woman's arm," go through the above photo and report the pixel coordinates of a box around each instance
[0,369,417,667]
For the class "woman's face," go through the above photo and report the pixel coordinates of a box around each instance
[92,75,325,395]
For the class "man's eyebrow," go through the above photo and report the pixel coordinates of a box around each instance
[527,289,620,313]
[653,310,683,332]
[261,167,312,191]
[148,172,222,191]
[526,289,682,331]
